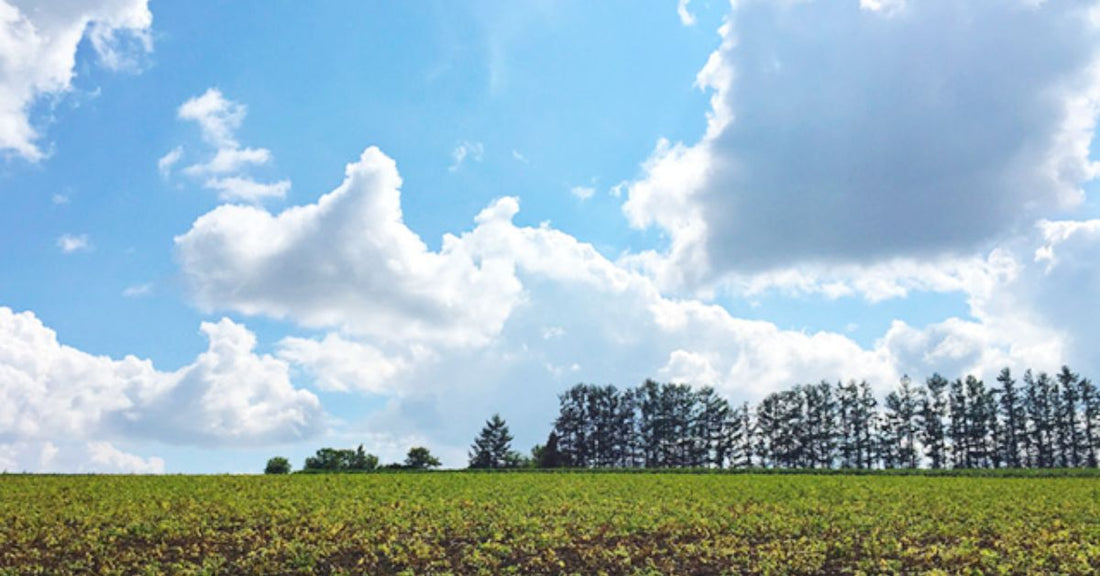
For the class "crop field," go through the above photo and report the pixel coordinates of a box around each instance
[2,473,1099,575]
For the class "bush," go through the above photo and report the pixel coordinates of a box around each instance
[264,457,291,475]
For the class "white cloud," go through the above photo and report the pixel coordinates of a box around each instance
[0,0,153,160]
[622,1,1100,286]
[0,307,324,460]
[860,0,907,16]
[278,333,406,394]
[57,233,90,253]
[183,147,271,177]
[677,0,696,26]
[570,185,595,201]
[176,146,523,347]
[178,88,245,149]
[511,149,528,164]
[87,441,164,473]
[157,146,183,177]
[449,141,484,172]
[173,89,287,202]
[51,193,69,205]
[203,176,290,202]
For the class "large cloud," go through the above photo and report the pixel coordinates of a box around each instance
[0,307,324,468]
[623,0,1100,283]
[175,146,523,347]
[0,0,152,160]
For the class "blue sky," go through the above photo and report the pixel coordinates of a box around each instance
[2,0,1099,473]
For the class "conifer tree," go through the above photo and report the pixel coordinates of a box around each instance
[469,414,516,469]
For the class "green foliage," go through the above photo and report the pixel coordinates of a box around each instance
[303,445,378,472]
[468,414,517,469]
[3,473,1099,574]
[404,447,441,470]
[264,457,291,475]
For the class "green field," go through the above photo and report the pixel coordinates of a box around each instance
[2,473,1099,575]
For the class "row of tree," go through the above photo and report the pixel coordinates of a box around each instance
[264,446,441,474]
[539,367,1098,470]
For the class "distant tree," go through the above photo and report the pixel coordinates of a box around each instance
[537,432,565,468]
[1056,366,1083,467]
[963,376,995,468]
[351,445,380,471]
[882,376,919,469]
[264,457,291,474]
[1026,371,1057,468]
[949,378,969,468]
[726,401,755,468]
[469,414,516,469]
[920,374,949,469]
[1079,378,1099,468]
[404,447,441,470]
[696,386,732,467]
[303,446,378,472]
[995,368,1026,468]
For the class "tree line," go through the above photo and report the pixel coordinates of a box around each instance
[270,364,1098,472]
[535,366,1098,470]
[264,446,441,474]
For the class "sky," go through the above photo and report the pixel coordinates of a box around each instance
[1,0,1099,473]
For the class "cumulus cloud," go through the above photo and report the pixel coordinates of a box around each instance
[0,307,324,464]
[0,0,152,160]
[623,0,1100,284]
[173,89,288,202]
[175,146,523,347]
[178,88,245,149]
[278,333,407,394]
[87,441,164,473]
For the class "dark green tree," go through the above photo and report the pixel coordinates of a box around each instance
[995,368,1026,468]
[536,431,565,468]
[920,374,949,469]
[264,456,291,474]
[469,414,516,469]
[1056,366,1083,467]
[1079,378,1099,468]
[404,447,441,470]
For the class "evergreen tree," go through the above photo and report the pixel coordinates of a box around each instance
[949,378,969,468]
[537,432,565,468]
[726,401,755,468]
[469,414,516,469]
[920,374,949,469]
[882,376,919,469]
[801,382,837,468]
[857,381,879,469]
[696,386,732,467]
[1079,378,1099,468]
[1056,366,1083,467]
[1026,371,1056,468]
[995,368,1025,468]
[963,376,994,468]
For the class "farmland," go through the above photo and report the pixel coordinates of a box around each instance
[2,472,1099,574]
